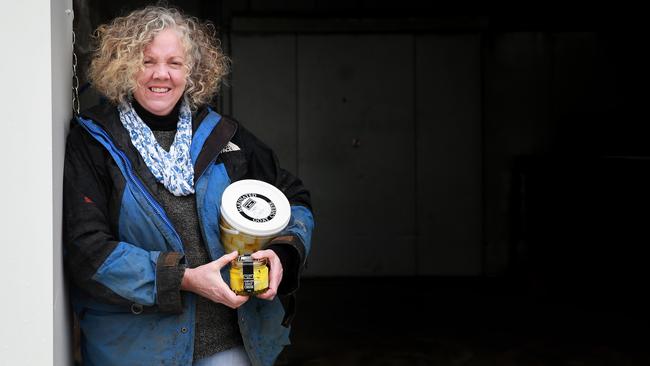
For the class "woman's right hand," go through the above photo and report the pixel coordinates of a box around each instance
[180,251,249,309]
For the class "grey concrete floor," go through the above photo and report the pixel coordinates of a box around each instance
[277,278,650,366]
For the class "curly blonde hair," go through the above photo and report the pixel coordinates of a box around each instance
[88,6,229,109]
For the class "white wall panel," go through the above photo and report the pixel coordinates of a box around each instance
[0,1,72,364]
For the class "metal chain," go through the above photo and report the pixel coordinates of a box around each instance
[72,29,80,116]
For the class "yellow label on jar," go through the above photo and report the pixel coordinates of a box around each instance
[230,261,269,295]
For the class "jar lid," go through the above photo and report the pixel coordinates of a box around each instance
[220,179,291,237]
[232,254,267,267]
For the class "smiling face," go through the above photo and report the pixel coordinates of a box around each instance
[133,28,188,116]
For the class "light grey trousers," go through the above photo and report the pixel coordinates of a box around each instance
[193,346,252,366]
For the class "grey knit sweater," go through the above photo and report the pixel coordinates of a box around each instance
[149,122,242,361]
[153,130,242,361]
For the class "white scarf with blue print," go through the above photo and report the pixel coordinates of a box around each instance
[118,101,195,196]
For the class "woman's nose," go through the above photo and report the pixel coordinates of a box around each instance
[152,64,170,80]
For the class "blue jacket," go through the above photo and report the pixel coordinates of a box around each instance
[63,103,314,366]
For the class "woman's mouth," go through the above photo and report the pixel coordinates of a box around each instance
[149,87,171,93]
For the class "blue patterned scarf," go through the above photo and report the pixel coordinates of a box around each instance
[118,100,194,196]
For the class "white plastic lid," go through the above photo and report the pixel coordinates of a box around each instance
[220,179,291,237]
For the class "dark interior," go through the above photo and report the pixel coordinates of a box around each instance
[72,1,650,364]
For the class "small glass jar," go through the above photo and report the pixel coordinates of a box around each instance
[229,255,269,295]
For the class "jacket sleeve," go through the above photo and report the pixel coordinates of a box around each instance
[236,125,315,295]
[63,124,184,312]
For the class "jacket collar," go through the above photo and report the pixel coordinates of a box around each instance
[80,102,211,141]
[79,102,238,191]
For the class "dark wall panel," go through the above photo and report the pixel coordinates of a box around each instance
[230,31,486,276]
[415,34,482,275]
[230,34,298,174]
[297,34,416,276]
[483,33,553,274]
[550,32,597,153]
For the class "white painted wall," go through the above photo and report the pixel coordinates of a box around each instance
[0,1,72,364]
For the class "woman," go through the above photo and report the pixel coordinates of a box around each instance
[63,6,314,366]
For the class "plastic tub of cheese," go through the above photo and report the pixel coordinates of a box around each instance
[219,179,290,255]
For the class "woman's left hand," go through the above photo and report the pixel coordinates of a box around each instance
[252,249,283,301]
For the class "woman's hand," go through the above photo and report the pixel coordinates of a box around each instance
[252,249,283,301]
[180,251,249,309]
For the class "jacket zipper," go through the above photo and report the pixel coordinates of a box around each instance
[117,148,184,251]
[194,120,238,259]
[80,119,184,251]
